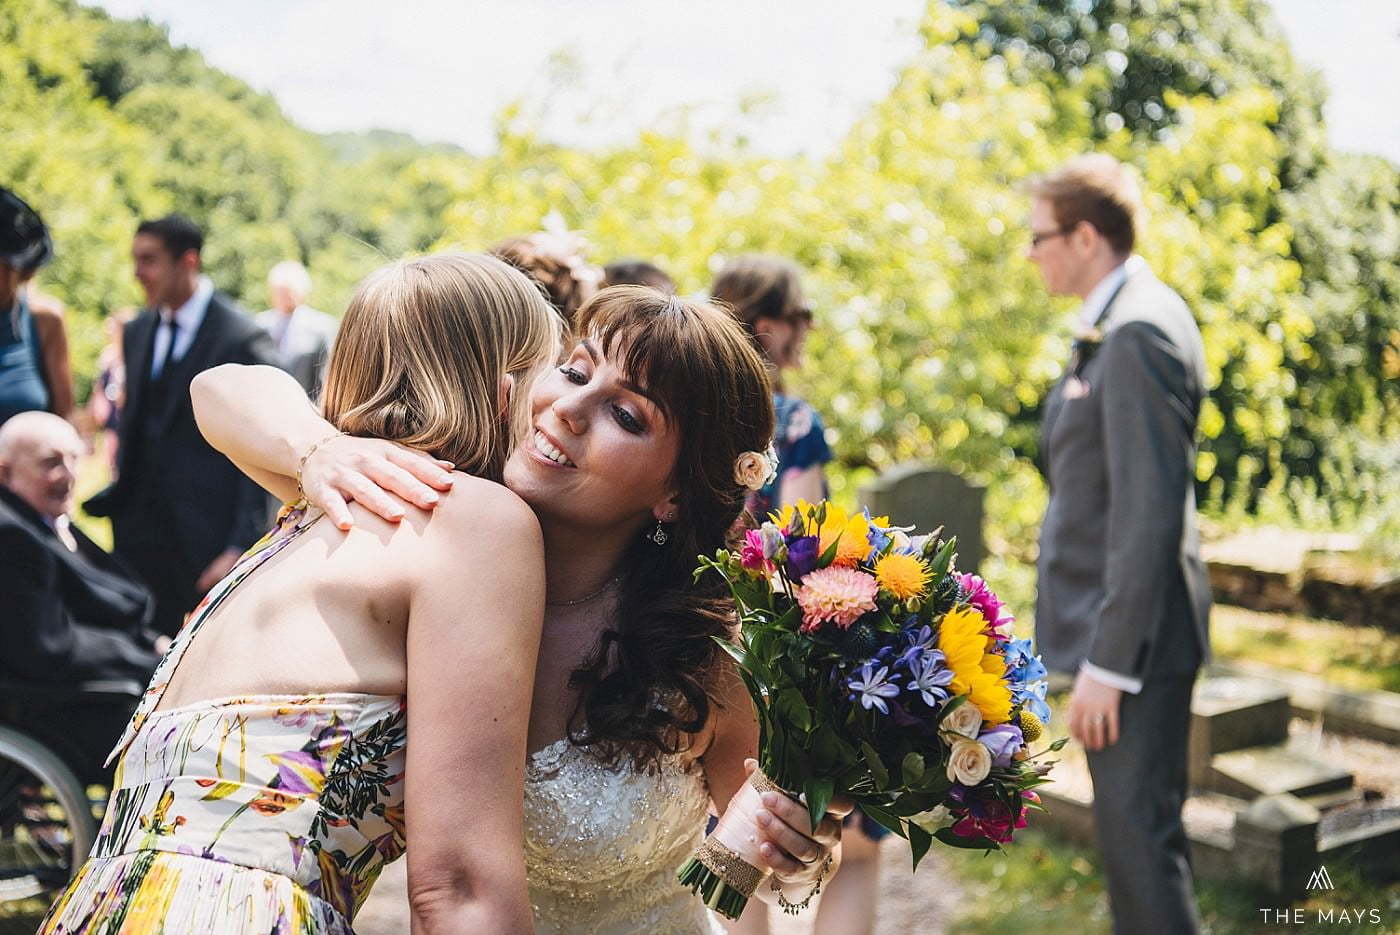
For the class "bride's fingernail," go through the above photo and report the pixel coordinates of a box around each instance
[756,810,771,825]
[762,792,779,808]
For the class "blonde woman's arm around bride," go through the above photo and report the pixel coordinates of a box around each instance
[403,481,544,933]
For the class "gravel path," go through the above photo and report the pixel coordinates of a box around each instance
[358,837,962,934]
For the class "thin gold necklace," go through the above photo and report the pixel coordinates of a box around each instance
[545,575,621,608]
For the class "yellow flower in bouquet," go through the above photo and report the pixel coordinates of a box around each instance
[874,553,931,600]
[938,607,1013,724]
[773,500,887,566]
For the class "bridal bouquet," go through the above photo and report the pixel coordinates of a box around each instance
[678,501,1061,919]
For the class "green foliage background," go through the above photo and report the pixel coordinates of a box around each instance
[3,0,1397,558]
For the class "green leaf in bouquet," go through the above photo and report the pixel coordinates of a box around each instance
[775,689,813,733]
[712,636,749,670]
[938,694,968,722]
[1048,737,1069,752]
[817,534,842,568]
[859,740,889,790]
[889,791,943,816]
[774,603,803,632]
[855,800,906,839]
[929,535,958,578]
[934,827,998,851]
[803,777,834,833]
[908,823,934,871]
[872,611,901,634]
[901,752,925,785]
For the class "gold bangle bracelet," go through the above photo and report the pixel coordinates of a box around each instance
[296,430,345,502]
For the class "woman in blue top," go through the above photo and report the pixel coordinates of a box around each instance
[0,188,73,425]
[711,256,880,935]
[710,257,830,520]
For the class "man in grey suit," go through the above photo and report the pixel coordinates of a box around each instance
[256,260,337,398]
[1027,154,1211,934]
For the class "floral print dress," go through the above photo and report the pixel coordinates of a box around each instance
[40,503,407,934]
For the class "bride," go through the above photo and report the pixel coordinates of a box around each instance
[193,285,849,933]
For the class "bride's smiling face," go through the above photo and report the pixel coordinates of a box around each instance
[504,336,680,532]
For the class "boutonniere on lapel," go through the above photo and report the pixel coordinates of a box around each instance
[1064,326,1103,400]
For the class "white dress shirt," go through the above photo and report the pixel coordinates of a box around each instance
[150,275,213,378]
[1075,254,1144,334]
[1074,254,1148,696]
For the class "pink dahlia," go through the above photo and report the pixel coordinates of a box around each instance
[958,573,1014,637]
[796,566,878,632]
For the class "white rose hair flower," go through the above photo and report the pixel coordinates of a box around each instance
[733,443,779,491]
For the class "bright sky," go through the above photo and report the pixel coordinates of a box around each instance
[92,0,1400,163]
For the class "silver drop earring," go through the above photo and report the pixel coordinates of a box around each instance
[650,521,669,546]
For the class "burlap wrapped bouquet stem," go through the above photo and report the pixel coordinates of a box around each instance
[677,767,799,918]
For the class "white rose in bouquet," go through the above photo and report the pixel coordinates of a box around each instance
[946,738,993,785]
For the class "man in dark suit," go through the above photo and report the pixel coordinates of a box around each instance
[1027,155,1211,934]
[84,215,275,636]
[0,411,159,683]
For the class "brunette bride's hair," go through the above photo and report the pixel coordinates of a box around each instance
[565,286,776,769]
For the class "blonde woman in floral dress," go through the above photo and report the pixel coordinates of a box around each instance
[190,287,851,934]
[40,254,563,934]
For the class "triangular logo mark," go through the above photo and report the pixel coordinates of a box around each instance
[1305,866,1334,891]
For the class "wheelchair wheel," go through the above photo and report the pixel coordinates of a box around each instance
[0,724,95,911]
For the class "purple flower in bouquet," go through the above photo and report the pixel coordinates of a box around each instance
[784,535,820,580]
[978,723,1025,767]
[958,573,1015,637]
[848,663,901,714]
[905,651,953,707]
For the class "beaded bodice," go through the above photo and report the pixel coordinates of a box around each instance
[524,738,721,935]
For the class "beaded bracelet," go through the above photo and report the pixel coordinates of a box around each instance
[772,854,832,915]
[296,431,345,502]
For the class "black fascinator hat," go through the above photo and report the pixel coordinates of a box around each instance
[0,188,54,272]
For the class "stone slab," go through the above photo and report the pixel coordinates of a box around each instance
[1189,675,1292,787]
[1207,660,1400,746]
[1209,742,1354,800]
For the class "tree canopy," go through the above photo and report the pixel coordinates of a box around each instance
[2,0,1395,544]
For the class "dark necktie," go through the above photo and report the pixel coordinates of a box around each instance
[151,315,179,383]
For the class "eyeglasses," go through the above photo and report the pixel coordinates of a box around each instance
[1029,227,1071,249]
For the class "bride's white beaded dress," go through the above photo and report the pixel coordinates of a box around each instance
[524,737,724,934]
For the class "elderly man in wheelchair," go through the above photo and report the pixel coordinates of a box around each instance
[0,412,162,909]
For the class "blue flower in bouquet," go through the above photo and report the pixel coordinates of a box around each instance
[848,663,901,714]
[1016,679,1051,724]
[784,535,820,579]
[905,651,954,707]
[906,623,936,652]
[862,508,907,555]
[978,723,1025,767]
[1004,638,1047,686]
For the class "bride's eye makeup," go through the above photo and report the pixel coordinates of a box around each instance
[563,342,652,435]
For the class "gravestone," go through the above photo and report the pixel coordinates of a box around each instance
[860,464,984,575]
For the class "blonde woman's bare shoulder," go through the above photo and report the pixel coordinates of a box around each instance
[420,473,542,549]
